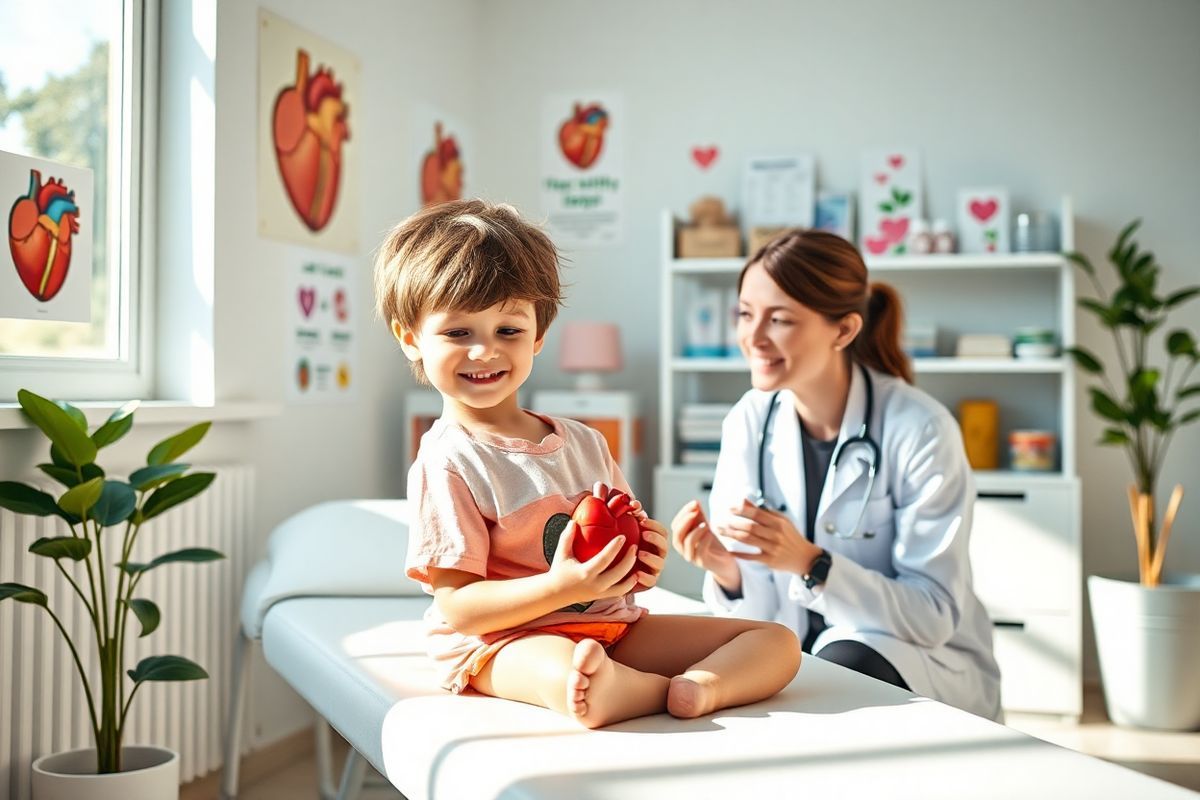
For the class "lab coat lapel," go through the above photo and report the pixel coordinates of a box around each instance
[769,391,805,522]
[817,366,871,519]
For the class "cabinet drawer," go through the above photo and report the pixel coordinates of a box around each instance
[991,613,1081,716]
[969,481,1079,615]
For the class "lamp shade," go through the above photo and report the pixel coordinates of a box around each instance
[559,321,623,375]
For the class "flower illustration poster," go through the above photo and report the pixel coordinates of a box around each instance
[540,92,625,250]
[858,149,924,257]
[1,149,93,322]
[258,8,361,254]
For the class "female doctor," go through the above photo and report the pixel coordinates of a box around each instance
[671,230,1001,720]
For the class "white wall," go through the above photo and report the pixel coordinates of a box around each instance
[472,0,1200,679]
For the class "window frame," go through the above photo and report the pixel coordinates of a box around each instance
[0,0,158,402]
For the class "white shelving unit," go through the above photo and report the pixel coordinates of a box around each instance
[654,199,1082,719]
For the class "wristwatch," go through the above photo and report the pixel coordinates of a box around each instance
[802,549,832,589]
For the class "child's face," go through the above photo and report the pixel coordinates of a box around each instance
[395,300,545,410]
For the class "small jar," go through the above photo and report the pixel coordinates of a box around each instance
[908,219,933,254]
[931,219,956,254]
[1012,327,1057,359]
[1009,430,1057,471]
[1013,212,1060,253]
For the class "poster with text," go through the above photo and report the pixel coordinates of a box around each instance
[413,105,470,208]
[258,9,360,253]
[1,149,93,322]
[284,249,358,404]
[541,92,624,249]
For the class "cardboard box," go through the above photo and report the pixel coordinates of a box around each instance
[748,226,791,255]
[676,225,741,258]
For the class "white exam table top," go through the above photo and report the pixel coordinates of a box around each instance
[260,588,1195,800]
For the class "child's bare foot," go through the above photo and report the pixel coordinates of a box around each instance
[667,671,722,719]
[567,639,668,728]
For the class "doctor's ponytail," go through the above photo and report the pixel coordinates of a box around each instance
[743,230,913,384]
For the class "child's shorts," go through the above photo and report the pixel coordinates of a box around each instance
[452,621,632,694]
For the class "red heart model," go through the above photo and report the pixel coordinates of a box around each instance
[571,488,642,573]
[558,102,608,170]
[8,169,79,302]
[272,49,350,232]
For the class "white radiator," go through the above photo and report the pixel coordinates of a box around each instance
[1,464,253,798]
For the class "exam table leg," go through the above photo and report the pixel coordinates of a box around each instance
[316,716,339,800]
[220,630,252,800]
[336,747,369,800]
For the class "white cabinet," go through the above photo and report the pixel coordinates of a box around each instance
[654,202,1082,718]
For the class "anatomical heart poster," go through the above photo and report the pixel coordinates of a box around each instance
[413,107,470,209]
[540,92,624,249]
[1,149,93,322]
[258,9,360,253]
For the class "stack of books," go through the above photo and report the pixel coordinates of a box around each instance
[678,403,732,465]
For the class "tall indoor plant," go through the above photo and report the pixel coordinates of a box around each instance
[0,389,223,798]
[1065,219,1200,730]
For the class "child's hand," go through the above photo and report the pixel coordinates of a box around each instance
[632,518,668,592]
[550,518,641,604]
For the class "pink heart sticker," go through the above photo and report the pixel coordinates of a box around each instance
[880,217,909,244]
[864,235,891,255]
[299,286,316,318]
[888,154,905,170]
[691,146,719,169]
[969,199,998,223]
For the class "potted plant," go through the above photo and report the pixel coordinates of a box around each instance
[1065,220,1200,731]
[0,389,223,799]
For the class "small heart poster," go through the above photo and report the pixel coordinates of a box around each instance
[0,149,93,322]
[258,9,361,254]
[858,149,923,257]
[284,247,358,404]
[957,188,1010,254]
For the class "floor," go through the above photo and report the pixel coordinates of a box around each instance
[189,684,1200,799]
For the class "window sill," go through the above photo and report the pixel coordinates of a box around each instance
[0,400,282,431]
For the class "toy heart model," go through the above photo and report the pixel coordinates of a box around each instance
[571,488,642,573]
[272,49,350,232]
[558,102,608,170]
[8,169,79,302]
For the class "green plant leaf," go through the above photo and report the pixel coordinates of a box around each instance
[128,463,190,492]
[58,477,105,519]
[1089,388,1127,423]
[1064,251,1095,276]
[1165,287,1200,309]
[18,390,97,468]
[0,582,48,606]
[1167,329,1197,357]
[0,482,64,517]
[1064,346,1103,374]
[1099,428,1130,446]
[118,547,224,576]
[125,598,161,637]
[92,401,139,449]
[28,536,92,561]
[1180,409,1200,426]
[127,655,208,683]
[35,463,104,489]
[146,422,211,467]
[141,473,215,521]
[1079,298,1117,327]
[49,443,72,469]
[118,561,149,576]
[54,401,88,432]
[1178,384,1200,400]
[1110,219,1141,263]
[92,481,137,526]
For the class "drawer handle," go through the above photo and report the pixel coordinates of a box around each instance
[701,482,714,492]
[992,620,1026,630]
[977,491,1027,501]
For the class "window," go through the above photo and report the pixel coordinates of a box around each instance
[0,0,154,400]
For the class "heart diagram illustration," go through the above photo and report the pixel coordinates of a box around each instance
[691,146,719,169]
[558,102,609,170]
[8,169,80,302]
[420,122,463,207]
[272,49,350,232]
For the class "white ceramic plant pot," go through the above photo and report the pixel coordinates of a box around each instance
[32,745,179,800]
[1089,573,1200,731]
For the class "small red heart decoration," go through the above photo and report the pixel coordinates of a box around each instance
[298,287,316,318]
[8,169,79,302]
[888,154,905,170]
[559,102,609,169]
[571,489,642,575]
[969,199,998,223]
[874,172,888,186]
[880,217,910,245]
[691,146,719,169]
[864,235,891,255]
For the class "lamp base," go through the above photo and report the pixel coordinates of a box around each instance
[572,372,605,391]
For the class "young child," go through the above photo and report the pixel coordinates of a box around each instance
[373,199,801,728]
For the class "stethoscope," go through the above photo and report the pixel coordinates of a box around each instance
[753,363,881,539]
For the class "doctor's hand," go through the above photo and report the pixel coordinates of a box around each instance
[670,500,741,593]
[721,499,823,577]
[632,518,669,592]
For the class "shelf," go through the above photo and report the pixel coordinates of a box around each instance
[669,252,1067,275]
[671,357,1065,374]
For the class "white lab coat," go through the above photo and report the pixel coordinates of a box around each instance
[703,365,1002,720]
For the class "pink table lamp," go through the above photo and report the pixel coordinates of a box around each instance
[559,321,623,390]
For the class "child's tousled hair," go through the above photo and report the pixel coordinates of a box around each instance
[740,229,913,383]
[373,199,565,384]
